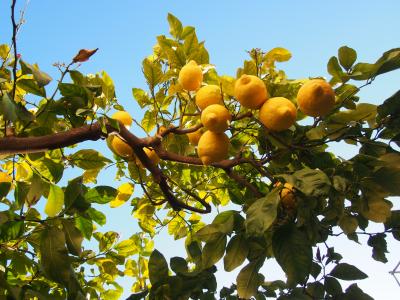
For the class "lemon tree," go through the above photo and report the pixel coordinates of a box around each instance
[1,7,400,300]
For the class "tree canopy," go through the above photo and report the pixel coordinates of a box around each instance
[1,5,400,300]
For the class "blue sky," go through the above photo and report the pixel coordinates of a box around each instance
[1,0,400,299]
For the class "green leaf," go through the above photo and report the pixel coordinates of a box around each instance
[20,60,52,87]
[141,110,157,133]
[40,226,72,285]
[224,234,249,272]
[367,233,388,263]
[70,149,111,170]
[75,216,93,239]
[149,249,169,284]
[84,186,117,204]
[369,166,400,196]
[272,224,312,287]
[0,93,18,122]
[377,89,400,120]
[196,223,229,243]
[0,182,11,199]
[31,158,64,183]
[374,48,400,77]
[350,62,376,80]
[62,219,83,256]
[340,283,374,300]
[132,88,150,108]
[167,13,183,39]
[384,210,400,241]
[329,263,368,280]
[282,168,331,198]
[170,257,188,274]
[327,56,345,81]
[0,220,24,242]
[99,231,119,252]
[338,46,357,70]
[306,281,324,299]
[324,276,342,296]
[44,184,64,218]
[202,235,227,269]
[244,189,280,236]
[142,58,163,90]
[236,259,264,299]
[329,103,377,125]
[17,78,46,97]
[87,207,106,225]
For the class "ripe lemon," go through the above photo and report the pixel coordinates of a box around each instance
[178,60,203,91]
[234,74,268,109]
[296,79,335,117]
[361,199,392,223]
[112,111,133,128]
[136,147,160,168]
[197,131,230,165]
[275,182,296,209]
[0,171,12,183]
[187,129,203,146]
[201,104,231,133]
[195,85,223,110]
[259,97,297,131]
[109,135,134,159]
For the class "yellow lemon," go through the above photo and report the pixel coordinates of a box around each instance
[259,97,297,131]
[109,136,134,159]
[187,129,203,146]
[195,85,223,110]
[178,60,203,91]
[0,171,12,183]
[296,79,335,117]
[197,131,230,165]
[136,147,160,168]
[201,104,231,133]
[275,182,296,209]
[234,74,268,109]
[112,111,133,128]
[361,199,392,223]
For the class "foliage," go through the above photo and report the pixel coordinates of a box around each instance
[0,9,400,300]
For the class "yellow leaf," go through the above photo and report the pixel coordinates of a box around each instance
[110,183,134,208]
[44,185,64,217]
[264,47,292,67]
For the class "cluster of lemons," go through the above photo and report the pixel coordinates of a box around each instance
[178,60,336,166]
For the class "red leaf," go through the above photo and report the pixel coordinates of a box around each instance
[72,48,99,63]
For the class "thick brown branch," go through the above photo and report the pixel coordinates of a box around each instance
[0,123,105,154]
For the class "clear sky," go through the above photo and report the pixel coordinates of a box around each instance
[1,0,400,299]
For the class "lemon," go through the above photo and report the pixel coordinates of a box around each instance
[275,182,296,209]
[197,131,230,165]
[361,199,392,223]
[0,171,12,183]
[259,97,297,131]
[136,147,160,168]
[112,111,133,128]
[296,79,335,117]
[109,135,134,159]
[234,74,268,109]
[187,129,203,146]
[195,85,223,110]
[201,104,231,133]
[178,60,203,91]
